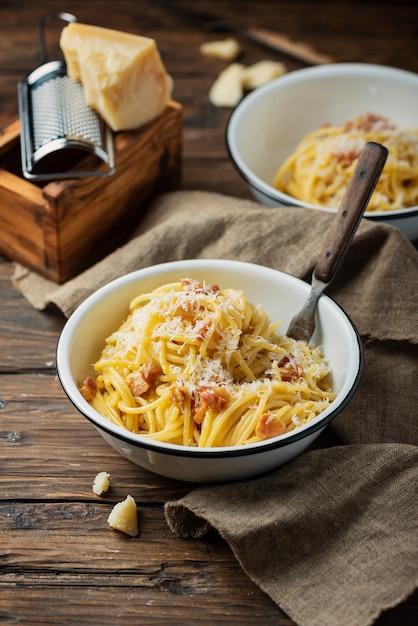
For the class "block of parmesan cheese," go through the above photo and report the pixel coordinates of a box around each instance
[60,22,173,131]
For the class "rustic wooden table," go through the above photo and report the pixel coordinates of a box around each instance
[1,1,417,624]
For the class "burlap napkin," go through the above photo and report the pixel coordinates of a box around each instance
[165,444,417,626]
[13,191,418,625]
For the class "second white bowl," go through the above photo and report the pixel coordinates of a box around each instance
[227,63,418,240]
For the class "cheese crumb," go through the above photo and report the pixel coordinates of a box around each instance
[200,38,241,61]
[209,60,287,108]
[92,471,110,496]
[242,60,287,90]
[107,495,139,537]
[209,63,245,107]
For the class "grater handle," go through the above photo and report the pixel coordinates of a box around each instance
[38,13,78,64]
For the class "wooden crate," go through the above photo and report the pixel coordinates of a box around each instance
[0,101,182,283]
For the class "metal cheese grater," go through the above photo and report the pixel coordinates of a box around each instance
[18,13,115,181]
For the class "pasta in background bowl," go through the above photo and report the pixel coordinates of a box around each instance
[226,63,418,241]
[57,260,363,483]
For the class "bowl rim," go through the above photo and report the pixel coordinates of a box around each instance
[226,62,418,220]
[56,259,364,459]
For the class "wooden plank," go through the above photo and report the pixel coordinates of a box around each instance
[0,503,284,623]
[0,590,284,626]
[0,371,191,501]
[1,502,416,624]
[0,578,283,626]
[0,284,63,373]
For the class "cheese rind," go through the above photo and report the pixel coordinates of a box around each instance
[209,63,245,108]
[60,23,173,131]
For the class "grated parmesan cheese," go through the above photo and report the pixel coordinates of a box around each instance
[87,278,335,447]
[102,279,330,400]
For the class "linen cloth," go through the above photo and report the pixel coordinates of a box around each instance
[13,191,418,626]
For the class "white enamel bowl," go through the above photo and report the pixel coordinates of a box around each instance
[57,259,363,483]
[227,63,418,241]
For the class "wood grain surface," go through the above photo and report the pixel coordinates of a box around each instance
[1,1,417,624]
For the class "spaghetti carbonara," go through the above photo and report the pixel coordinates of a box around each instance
[78,279,335,447]
[273,113,418,211]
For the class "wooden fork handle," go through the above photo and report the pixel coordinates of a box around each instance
[314,142,388,284]
[245,27,333,65]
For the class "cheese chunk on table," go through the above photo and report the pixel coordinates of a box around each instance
[107,495,139,537]
[92,471,110,496]
[60,22,173,131]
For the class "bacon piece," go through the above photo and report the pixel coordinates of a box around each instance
[177,298,199,317]
[170,385,188,404]
[255,413,286,439]
[278,355,303,382]
[176,280,221,318]
[195,319,212,341]
[204,283,220,294]
[126,371,149,397]
[327,114,396,167]
[126,362,161,398]
[78,376,97,401]
[181,279,220,295]
[142,363,162,381]
[343,112,394,133]
[332,149,360,167]
[193,386,230,424]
